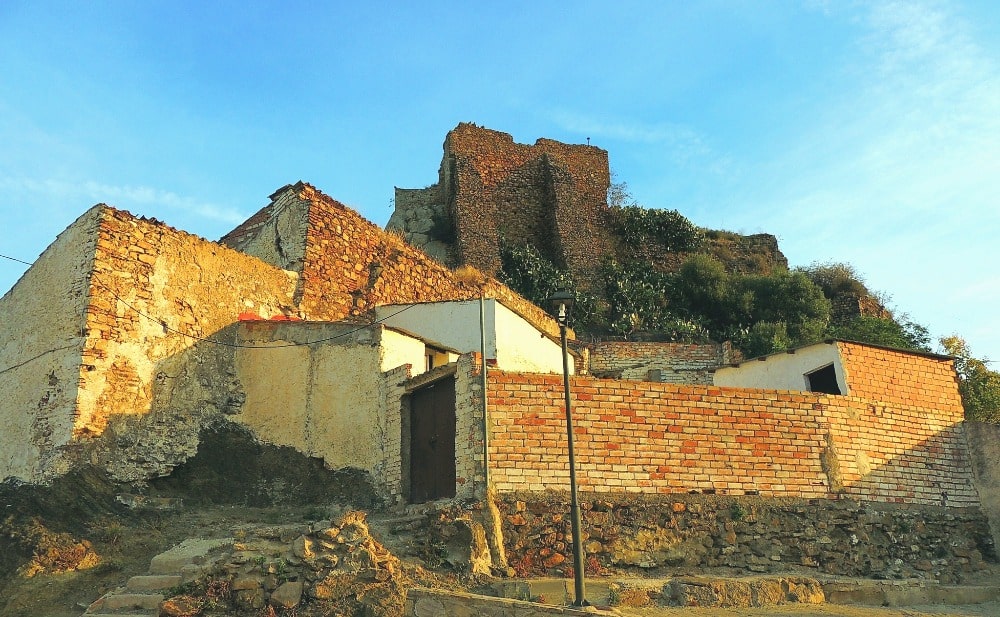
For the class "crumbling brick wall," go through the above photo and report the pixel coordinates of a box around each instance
[78,207,299,481]
[588,341,738,383]
[478,368,976,507]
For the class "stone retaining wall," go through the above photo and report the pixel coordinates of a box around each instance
[588,341,737,383]
[491,493,995,582]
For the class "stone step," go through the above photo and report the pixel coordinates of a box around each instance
[96,592,163,611]
[149,537,231,574]
[126,574,182,592]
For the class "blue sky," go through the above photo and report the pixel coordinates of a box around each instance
[1,1,997,364]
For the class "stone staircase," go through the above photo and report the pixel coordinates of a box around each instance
[81,538,231,617]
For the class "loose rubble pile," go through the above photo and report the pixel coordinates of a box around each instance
[161,511,407,616]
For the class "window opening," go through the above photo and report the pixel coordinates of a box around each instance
[805,364,841,395]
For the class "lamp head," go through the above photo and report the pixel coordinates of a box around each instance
[546,289,575,325]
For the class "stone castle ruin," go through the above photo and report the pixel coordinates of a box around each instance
[1,124,998,583]
[390,123,615,291]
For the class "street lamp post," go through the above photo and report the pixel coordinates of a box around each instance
[547,290,588,607]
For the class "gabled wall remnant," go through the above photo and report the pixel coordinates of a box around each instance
[0,182,559,485]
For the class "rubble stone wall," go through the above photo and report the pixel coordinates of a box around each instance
[588,341,737,384]
[395,124,616,290]
[481,369,977,506]
[492,493,994,580]
[0,206,102,482]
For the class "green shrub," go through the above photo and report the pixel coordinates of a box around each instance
[614,205,704,253]
[499,243,597,326]
[828,316,930,351]
[941,336,1000,423]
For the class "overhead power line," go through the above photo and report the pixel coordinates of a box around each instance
[2,252,421,350]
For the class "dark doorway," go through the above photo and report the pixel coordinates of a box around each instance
[409,378,456,503]
[806,364,841,395]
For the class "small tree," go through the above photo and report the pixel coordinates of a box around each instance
[940,336,1000,423]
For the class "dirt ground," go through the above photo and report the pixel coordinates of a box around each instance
[0,505,326,617]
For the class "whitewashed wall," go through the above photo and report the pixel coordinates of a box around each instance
[713,342,846,394]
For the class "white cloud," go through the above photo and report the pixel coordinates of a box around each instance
[0,177,248,225]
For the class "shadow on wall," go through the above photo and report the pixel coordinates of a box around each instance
[147,421,380,508]
[827,420,975,507]
[83,322,381,509]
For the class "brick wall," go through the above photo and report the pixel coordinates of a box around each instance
[588,341,737,384]
[837,341,963,412]
[481,368,977,506]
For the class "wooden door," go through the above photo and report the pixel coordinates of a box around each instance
[409,378,456,503]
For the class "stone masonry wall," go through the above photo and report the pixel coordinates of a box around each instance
[837,341,963,412]
[481,369,977,506]
[588,341,738,384]
[226,182,486,322]
[493,493,994,581]
[395,123,616,291]
[225,182,563,338]
[78,207,299,481]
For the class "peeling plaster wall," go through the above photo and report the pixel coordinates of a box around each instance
[234,322,427,488]
[79,207,299,481]
[0,206,101,481]
[218,189,309,273]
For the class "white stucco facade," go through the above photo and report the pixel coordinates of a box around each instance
[374,298,570,374]
[713,342,848,394]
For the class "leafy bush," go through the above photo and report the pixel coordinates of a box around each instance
[614,205,704,253]
[600,259,709,340]
[829,316,931,352]
[669,255,830,357]
[941,336,1000,423]
[798,261,870,298]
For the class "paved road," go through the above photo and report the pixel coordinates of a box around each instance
[615,602,1000,617]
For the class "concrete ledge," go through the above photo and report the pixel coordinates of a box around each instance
[406,587,614,616]
[822,580,1000,607]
